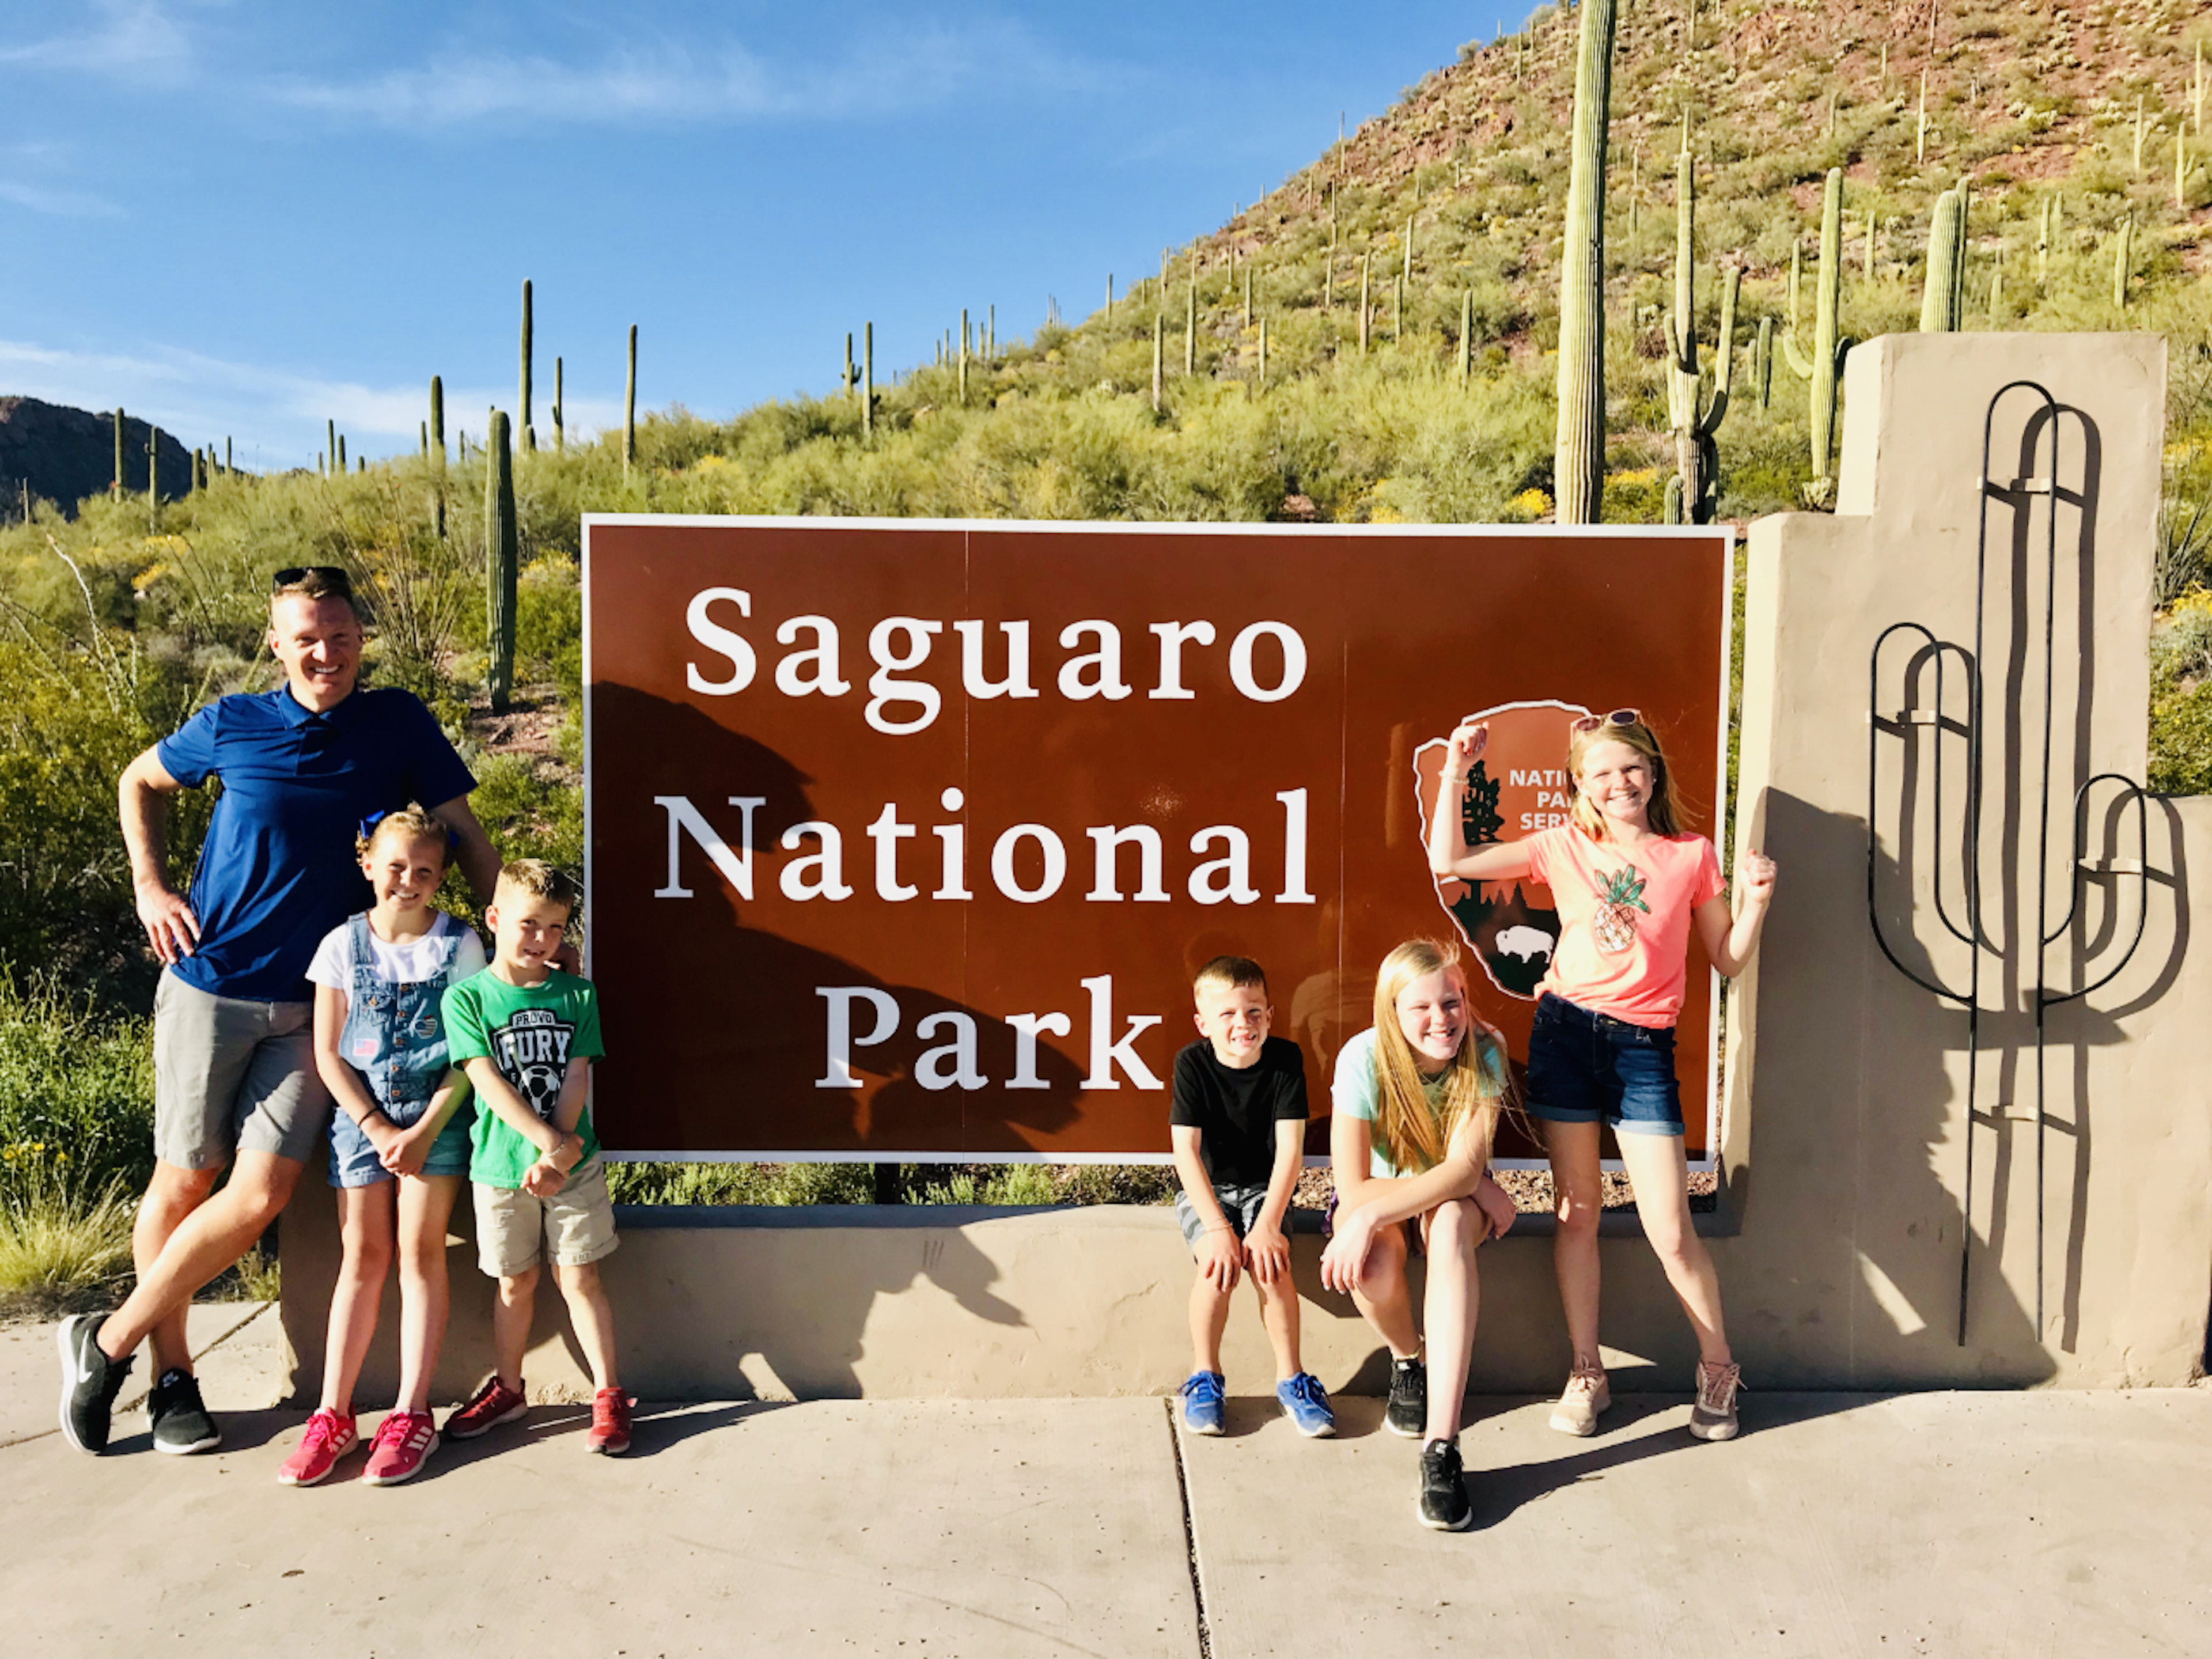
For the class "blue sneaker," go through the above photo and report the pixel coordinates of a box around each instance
[1179,1370,1226,1435]
[1275,1372,1337,1438]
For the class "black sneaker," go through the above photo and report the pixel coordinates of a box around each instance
[1418,1437,1474,1532]
[1384,1355,1427,1438]
[149,1368,221,1455]
[56,1313,133,1455]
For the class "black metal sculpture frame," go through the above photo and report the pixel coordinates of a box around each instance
[1867,380,2154,1346]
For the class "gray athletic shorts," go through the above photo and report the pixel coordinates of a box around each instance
[1175,1180,1274,1251]
[153,970,332,1170]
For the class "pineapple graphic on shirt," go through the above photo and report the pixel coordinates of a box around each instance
[1590,865,1650,954]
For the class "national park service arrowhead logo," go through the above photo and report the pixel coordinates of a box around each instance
[1411,700,1590,999]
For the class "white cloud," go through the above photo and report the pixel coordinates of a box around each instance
[0,0,195,84]
[0,336,622,471]
[0,180,124,218]
[268,18,1118,128]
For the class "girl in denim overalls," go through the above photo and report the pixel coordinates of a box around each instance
[280,805,486,1488]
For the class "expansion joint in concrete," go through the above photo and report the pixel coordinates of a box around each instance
[1164,1399,1214,1659]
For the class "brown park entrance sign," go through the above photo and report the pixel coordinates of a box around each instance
[582,518,1734,1166]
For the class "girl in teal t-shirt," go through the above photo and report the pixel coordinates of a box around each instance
[1320,938,1517,1533]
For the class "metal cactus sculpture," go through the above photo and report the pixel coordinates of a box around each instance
[485,410,518,714]
[1662,133,1739,526]
[1781,168,1851,501]
[1919,186,1967,331]
[1553,0,1620,524]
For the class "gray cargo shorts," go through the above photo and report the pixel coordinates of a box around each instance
[153,969,333,1170]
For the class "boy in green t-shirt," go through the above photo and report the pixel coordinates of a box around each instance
[437,859,629,1455]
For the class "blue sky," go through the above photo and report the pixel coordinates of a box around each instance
[1,0,1526,471]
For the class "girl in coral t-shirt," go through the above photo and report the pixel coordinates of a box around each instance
[1426,710,1776,1442]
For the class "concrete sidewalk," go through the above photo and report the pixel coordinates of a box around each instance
[2,1312,2207,1658]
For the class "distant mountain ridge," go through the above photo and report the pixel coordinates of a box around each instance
[0,398,195,520]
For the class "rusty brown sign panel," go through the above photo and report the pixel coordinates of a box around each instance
[582,518,1734,1165]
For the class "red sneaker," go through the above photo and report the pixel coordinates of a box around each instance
[277,1407,357,1487]
[444,1376,528,1440]
[361,1410,438,1486]
[586,1388,632,1455]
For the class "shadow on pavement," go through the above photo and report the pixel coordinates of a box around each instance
[1463,1392,1886,1530]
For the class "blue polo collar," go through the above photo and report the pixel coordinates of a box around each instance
[277,681,366,728]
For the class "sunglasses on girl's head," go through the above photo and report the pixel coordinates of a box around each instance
[270,565,353,594]
[1570,708,1643,735]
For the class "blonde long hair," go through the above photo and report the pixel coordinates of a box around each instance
[1369,939,1511,1177]
[1566,718,1693,842]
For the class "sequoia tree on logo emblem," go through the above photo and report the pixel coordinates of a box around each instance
[1410,700,1592,999]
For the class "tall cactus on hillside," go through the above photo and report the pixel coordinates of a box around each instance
[1782,168,1851,501]
[1358,252,1371,355]
[519,279,535,452]
[863,321,875,440]
[1458,291,1474,384]
[2112,215,2133,308]
[554,357,565,450]
[1920,186,1967,331]
[429,376,447,539]
[1184,278,1196,375]
[1662,133,1740,526]
[112,408,124,494]
[147,426,160,518]
[1152,312,1164,412]
[327,419,337,478]
[485,410,518,714]
[1553,0,1620,524]
[623,325,638,479]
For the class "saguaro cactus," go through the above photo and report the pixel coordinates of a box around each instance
[112,408,124,494]
[1663,136,1740,525]
[862,321,875,440]
[485,410,518,714]
[1457,291,1474,384]
[519,279,535,452]
[623,325,638,479]
[147,426,160,515]
[1152,312,1164,412]
[1184,278,1196,375]
[2112,215,2133,308]
[1553,0,1620,525]
[554,357,565,450]
[960,308,970,404]
[1256,315,1267,391]
[327,419,338,478]
[1920,186,1967,331]
[1782,167,1851,499]
[1358,251,1371,355]
[429,375,447,539]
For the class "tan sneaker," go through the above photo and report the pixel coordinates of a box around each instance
[1689,1360,1742,1441]
[1548,1363,1611,1437]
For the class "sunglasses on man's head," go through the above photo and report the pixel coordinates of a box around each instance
[1569,708,1644,735]
[270,565,353,594]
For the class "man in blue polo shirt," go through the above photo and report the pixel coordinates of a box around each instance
[58,566,501,1456]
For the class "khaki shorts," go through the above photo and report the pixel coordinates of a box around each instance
[474,1158,619,1277]
[153,970,333,1170]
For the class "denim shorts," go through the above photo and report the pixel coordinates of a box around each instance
[1175,1180,1273,1249]
[328,1097,475,1188]
[1522,993,1685,1137]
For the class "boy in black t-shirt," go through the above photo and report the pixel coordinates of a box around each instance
[1169,955,1335,1439]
